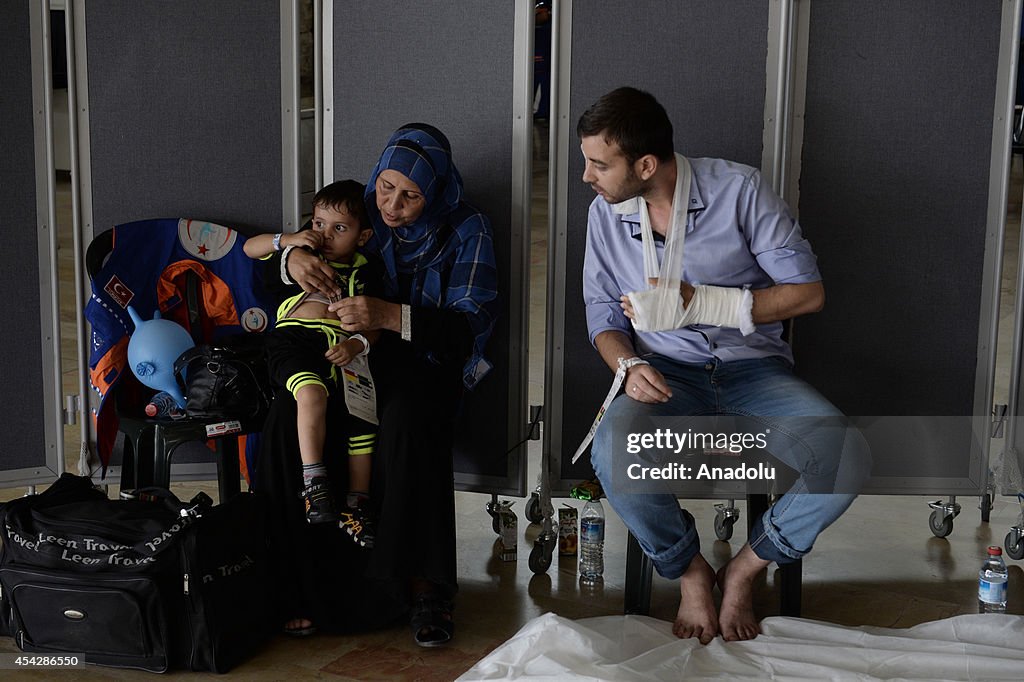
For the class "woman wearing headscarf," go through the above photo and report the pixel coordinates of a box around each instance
[276,123,498,647]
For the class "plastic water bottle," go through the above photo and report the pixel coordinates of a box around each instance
[579,498,605,584]
[145,391,184,419]
[978,545,1008,613]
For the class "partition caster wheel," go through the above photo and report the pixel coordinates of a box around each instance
[713,502,740,541]
[525,492,544,525]
[714,514,736,541]
[1006,532,1024,561]
[529,536,554,574]
[980,493,992,523]
[928,509,953,538]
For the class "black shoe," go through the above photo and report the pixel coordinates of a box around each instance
[339,503,375,548]
[300,477,337,524]
[410,594,454,648]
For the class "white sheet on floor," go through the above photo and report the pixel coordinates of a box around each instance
[458,612,1024,681]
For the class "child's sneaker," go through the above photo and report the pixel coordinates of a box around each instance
[339,504,375,548]
[300,477,337,524]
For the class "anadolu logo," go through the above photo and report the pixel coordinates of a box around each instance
[177,219,236,261]
[241,307,269,333]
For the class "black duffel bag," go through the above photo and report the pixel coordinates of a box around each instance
[0,474,271,673]
[174,335,271,421]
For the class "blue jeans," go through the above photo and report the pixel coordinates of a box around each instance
[590,355,871,580]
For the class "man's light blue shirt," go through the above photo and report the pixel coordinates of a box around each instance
[583,156,821,364]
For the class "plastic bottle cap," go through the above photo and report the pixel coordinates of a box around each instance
[987,546,1003,555]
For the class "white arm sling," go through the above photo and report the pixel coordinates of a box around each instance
[626,154,755,336]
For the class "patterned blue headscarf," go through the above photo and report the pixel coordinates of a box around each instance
[364,123,498,389]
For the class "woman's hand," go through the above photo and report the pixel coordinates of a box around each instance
[286,248,341,297]
[330,296,401,333]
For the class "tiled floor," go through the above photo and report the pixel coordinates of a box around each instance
[1,128,1022,680]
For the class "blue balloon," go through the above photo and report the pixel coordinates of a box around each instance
[126,307,194,409]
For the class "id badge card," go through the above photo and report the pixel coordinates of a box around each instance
[342,355,378,425]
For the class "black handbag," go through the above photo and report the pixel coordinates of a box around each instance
[174,338,270,420]
[0,474,272,673]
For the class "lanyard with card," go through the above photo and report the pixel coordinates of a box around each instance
[341,354,378,426]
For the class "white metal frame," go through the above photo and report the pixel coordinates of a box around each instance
[280,0,301,232]
[4,0,66,487]
[544,0,573,492]
[761,0,795,195]
[999,0,1024,461]
[0,0,64,487]
[497,0,535,497]
[321,0,335,186]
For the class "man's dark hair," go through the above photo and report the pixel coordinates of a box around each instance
[576,87,674,163]
[312,179,371,230]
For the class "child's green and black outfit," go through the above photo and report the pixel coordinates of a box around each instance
[263,250,383,539]
[267,251,380,433]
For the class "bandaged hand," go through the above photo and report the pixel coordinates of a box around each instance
[624,283,755,336]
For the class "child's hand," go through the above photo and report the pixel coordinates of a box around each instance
[325,337,364,367]
[285,230,323,251]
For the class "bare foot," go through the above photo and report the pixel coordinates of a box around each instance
[673,553,718,644]
[716,544,768,641]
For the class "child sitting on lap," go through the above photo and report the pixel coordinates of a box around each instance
[244,180,380,548]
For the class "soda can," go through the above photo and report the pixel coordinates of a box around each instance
[558,504,578,556]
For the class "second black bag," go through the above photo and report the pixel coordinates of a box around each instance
[174,338,270,420]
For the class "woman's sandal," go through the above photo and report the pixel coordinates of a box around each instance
[410,595,454,648]
[283,618,317,637]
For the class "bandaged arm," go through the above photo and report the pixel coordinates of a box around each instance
[628,281,824,335]
[628,283,755,335]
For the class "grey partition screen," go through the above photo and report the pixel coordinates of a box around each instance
[547,0,771,492]
[76,0,298,235]
[791,1,1013,493]
[0,2,62,486]
[324,1,532,495]
[74,0,299,480]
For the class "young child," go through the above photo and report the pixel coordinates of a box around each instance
[244,180,380,547]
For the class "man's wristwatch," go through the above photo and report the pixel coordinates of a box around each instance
[272,232,283,251]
